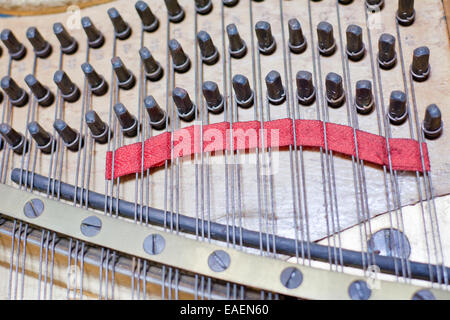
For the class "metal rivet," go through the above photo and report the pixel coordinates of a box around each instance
[348,280,371,300]
[412,290,436,300]
[23,199,44,219]
[367,228,411,259]
[208,250,230,272]
[280,267,303,289]
[80,216,102,237]
[143,234,165,255]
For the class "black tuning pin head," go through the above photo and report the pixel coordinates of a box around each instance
[144,95,168,130]
[223,0,239,7]
[164,0,185,23]
[0,123,28,154]
[202,81,224,114]
[388,90,408,125]
[107,7,132,40]
[27,121,54,154]
[81,63,108,96]
[255,21,276,55]
[85,110,110,144]
[232,74,254,109]
[53,23,78,55]
[354,80,374,115]
[339,0,353,4]
[296,70,316,106]
[26,27,52,58]
[1,76,28,107]
[317,21,336,56]
[24,74,54,107]
[0,29,26,60]
[397,0,415,26]
[346,25,365,61]
[197,31,219,65]
[135,1,159,32]
[366,0,384,11]
[378,33,397,70]
[288,18,307,54]
[195,0,213,15]
[265,70,286,105]
[169,39,191,73]
[422,104,443,140]
[173,87,196,122]
[226,23,247,59]
[325,72,345,108]
[411,46,430,82]
[81,16,105,49]
[111,57,136,90]
[53,119,84,151]
[113,103,139,137]
[140,47,163,81]
[53,70,80,103]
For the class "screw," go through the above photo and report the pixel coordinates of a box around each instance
[113,103,138,137]
[317,21,336,56]
[25,74,54,107]
[53,22,78,54]
[81,63,108,96]
[0,123,28,154]
[169,39,191,73]
[422,104,443,140]
[144,95,168,130]
[0,29,26,60]
[325,72,345,108]
[81,16,104,49]
[197,31,219,65]
[80,216,102,237]
[85,110,110,144]
[27,121,54,154]
[140,47,163,81]
[227,23,247,59]
[355,80,374,115]
[411,46,430,82]
[208,250,230,272]
[296,70,316,106]
[107,7,131,40]
[23,199,44,219]
[348,280,371,300]
[412,290,435,300]
[288,18,307,54]
[26,27,52,58]
[265,70,286,105]
[53,119,84,151]
[255,21,276,55]
[378,33,397,70]
[164,0,185,23]
[368,228,411,259]
[232,74,254,109]
[1,76,29,107]
[280,267,303,289]
[173,87,196,122]
[53,70,80,103]
[111,57,136,90]
[143,234,166,255]
[388,90,408,125]
[195,0,213,15]
[346,24,365,61]
[397,0,415,26]
[135,1,159,32]
[202,81,224,114]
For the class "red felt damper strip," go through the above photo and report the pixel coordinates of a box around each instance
[105,118,431,180]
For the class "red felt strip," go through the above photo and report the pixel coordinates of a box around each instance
[105,118,431,180]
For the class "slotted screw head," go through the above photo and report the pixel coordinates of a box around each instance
[368,228,411,259]
[197,31,219,65]
[232,74,254,108]
[23,199,44,219]
[346,24,365,61]
[355,80,374,114]
[80,216,102,237]
[26,27,52,58]
[227,23,247,59]
[208,250,230,272]
[280,267,303,289]
[412,290,435,300]
[325,72,345,108]
[317,21,336,56]
[173,87,196,122]
[255,21,276,55]
[0,29,26,60]
[422,104,443,140]
[81,16,104,48]
[265,70,286,105]
[135,1,159,32]
[378,33,397,69]
[411,46,430,82]
[53,22,78,54]
[388,90,408,125]
[348,280,371,300]
[143,234,166,255]
[107,7,131,40]
[288,18,307,54]
[202,81,224,114]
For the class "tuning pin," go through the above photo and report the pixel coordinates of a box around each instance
[173,88,196,122]
[366,0,384,11]
[135,1,159,32]
[27,121,55,154]
[232,74,254,108]
[223,0,239,7]
[339,0,353,4]
[1,76,28,107]
[144,95,168,130]
[422,104,443,140]
[85,110,110,144]
[164,0,185,23]
[265,70,286,105]
[111,57,136,90]
[81,63,108,96]
[255,21,276,55]
[317,21,336,56]
[26,27,52,58]
[296,71,316,106]
[53,70,80,103]
[227,23,247,59]
[346,25,365,61]
[288,18,307,54]
[202,81,224,114]
[54,119,84,151]
[140,47,163,81]
[0,123,28,154]
[81,16,104,49]
[411,46,430,82]
[0,29,26,60]
[397,0,415,26]
[108,8,132,40]
[24,74,54,107]
[53,23,78,54]
[325,72,345,108]
[195,0,213,14]
[354,80,374,114]
[0,91,3,104]
[114,103,138,137]
[169,39,191,73]
[378,33,397,69]
[388,90,408,125]
[197,31,219,65]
